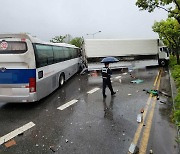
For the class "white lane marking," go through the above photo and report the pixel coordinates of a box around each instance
[87,88,100,94]
[0,122,35,145]
[115,76,122,79]
[57,99,78,110]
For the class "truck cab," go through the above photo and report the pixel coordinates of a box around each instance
[158,46,169,66]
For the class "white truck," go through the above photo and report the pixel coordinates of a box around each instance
[84,39,169,70]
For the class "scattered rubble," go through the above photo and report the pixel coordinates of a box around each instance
[137,114,143,123]
[5,139,16,148]
[129,143,139,154]
[131,79,144,84]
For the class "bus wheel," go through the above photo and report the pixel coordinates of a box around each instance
[59,74,65,87]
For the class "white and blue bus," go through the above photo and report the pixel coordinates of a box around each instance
[0,34,83,103]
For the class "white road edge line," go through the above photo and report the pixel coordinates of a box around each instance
[0,122,35,145]
[57,99,78,110]
[87,88,100,94]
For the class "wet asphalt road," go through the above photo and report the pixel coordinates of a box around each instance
[0,61,179,154]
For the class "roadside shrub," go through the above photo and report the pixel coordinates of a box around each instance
[171,65,180,79]
[169,55,177,67]
[170,55,180,134]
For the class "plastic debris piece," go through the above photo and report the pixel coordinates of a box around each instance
[128,94,132,96]
[129,143,139,154]
[36,144,39,147]
[149,149,153,153]
[137,114,143,123]
[66,139,68,143]
[131,79,144,84]
[144,89,159,96]
[5,139,16,148]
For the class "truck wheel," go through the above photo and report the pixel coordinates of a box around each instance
[159,60,166,67]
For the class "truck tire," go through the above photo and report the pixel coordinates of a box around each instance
[159,59,166,67]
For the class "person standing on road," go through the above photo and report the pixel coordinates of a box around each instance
[101,63,116,98]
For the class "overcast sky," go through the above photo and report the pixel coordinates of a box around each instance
[0,0,168,41]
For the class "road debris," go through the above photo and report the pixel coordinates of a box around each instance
[129,143,139,154]
[80,67,88,75]
[140,108,144,113]
[5,139,16,148]
[50,146,56,152]
[65,139,68,143]
[159,100,166,104]
[159,91,171,97]
[157,96,160,100]
[143,89,159,96]
[128,94,132,96]
[149,149,153,153]
[130,73,136,79]
[131,79,144,84]
[137,114,143,123]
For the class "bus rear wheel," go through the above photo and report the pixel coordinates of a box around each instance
[59,74,65,87]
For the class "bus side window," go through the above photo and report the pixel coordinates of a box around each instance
[63,47,71,60]
[46,45,54,65]
[35,45,48,67]
[53,46,65,63]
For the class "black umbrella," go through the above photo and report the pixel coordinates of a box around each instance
[101,56,119,63]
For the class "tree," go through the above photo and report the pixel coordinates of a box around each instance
[50,34,73,43]
[69,37,84,48]
[50,35,67,43]
[152,18,180,64]
[136,0,180,24]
